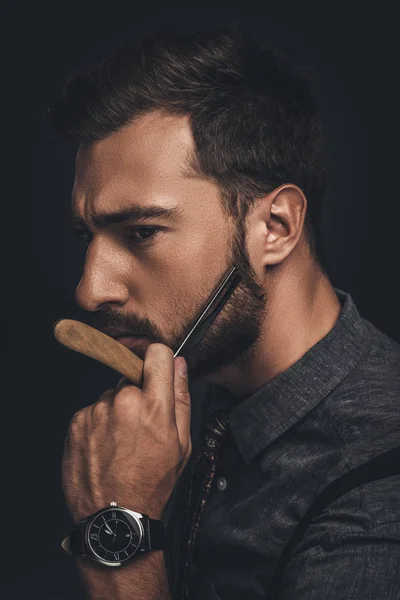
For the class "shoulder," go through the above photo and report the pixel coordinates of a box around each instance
[312,319,400,528]
[321,317,399,461]
[359,318,400,382]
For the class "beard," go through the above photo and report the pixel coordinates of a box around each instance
[90,226,267,383]
[186,224,267,381]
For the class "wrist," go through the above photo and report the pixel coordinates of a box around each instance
[63,502,167,569]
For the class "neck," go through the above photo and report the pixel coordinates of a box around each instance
[206,252,341,400]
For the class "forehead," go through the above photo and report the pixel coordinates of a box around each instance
[72,111,200,217]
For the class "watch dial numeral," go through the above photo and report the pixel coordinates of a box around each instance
[90,533,98,540]
[112,511,116,519]
[113,553,120,560]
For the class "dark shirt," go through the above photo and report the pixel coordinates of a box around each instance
[163,288,400,599]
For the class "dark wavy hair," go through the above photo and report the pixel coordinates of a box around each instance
[48,27,328,268]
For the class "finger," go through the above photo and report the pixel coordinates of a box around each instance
[174,357,192,455]
[142,343,175,424]
[90,388,115,420]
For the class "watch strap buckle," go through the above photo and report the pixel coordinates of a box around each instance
[61,536,72,555]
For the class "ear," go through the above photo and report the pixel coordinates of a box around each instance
[259,184,307,267]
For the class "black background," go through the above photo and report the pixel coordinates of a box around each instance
[4,1,400,598]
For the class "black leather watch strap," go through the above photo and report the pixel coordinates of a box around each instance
[140,517,167,552]
[69,514,166,556]
[69,520,87,555]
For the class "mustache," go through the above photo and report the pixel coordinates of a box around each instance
[88,309,155,339]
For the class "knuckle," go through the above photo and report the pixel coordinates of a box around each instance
[71,408,84,425]
[115,385,135,402]
[176,387,190,399]
[91,389,114,419]
[114,385,139,413]
[93,399,107,418]
[69,409,85,434]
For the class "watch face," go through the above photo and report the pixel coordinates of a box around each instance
[87,508,143,565]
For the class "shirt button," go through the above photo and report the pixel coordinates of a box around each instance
[216,477,227,491]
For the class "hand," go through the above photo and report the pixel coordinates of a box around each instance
[62,344,191,523]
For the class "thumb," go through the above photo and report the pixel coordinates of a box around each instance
[174,357,192,457]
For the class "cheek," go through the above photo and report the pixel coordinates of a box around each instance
[159,276,195,317]
[128,227,229,324]
[148,269,206,336]
[128,262,189,323]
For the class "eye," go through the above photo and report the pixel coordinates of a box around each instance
[126,227,161,244]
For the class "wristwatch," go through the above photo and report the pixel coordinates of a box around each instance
[61,502,167,567]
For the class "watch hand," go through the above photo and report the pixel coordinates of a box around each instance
[112,521,118,542]
[102,519,114,535]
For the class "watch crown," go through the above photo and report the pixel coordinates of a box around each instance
[109,501,117,507]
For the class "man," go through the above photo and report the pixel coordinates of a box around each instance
[49,28,400,599]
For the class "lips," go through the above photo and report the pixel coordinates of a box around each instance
[115,335,149,351]
[101,327,147,339]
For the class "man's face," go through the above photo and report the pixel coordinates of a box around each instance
[72,111,267,382]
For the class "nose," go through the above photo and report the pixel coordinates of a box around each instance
[75,238,129,312]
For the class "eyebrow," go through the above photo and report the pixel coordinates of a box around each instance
[71,204,183,229]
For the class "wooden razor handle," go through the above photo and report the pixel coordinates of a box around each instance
[53,319,144,387]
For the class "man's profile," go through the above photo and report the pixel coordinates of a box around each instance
[48,28,399,600]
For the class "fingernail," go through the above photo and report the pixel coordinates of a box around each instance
[178,358,188,378]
